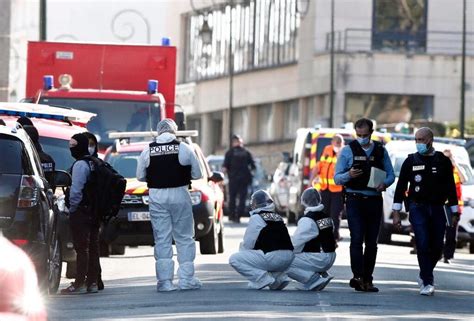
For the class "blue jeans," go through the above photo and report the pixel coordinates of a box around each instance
[409,203,446,286]
[346,195,383,282]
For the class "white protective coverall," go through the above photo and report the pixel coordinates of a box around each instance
[136,120,202,291]
[287,205,336,290]
[228,204,294,290]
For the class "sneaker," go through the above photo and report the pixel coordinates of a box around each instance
[87,283,98,293]
[313,274,334,291]
[420,284,435,296]
[302,273,325,291]
[349,277,365,292]
[179,278,202,290]
[60,283,87,295]
[443,258,450,264]
[157,280,177,292]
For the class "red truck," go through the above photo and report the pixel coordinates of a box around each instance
[25,40,180,150]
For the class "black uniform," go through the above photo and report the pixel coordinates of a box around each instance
[393,151,458,286]
[223,145,256,221]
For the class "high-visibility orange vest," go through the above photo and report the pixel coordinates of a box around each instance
[315,145,342,192]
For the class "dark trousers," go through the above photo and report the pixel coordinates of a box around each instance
[228,179,249,220]
[70,209,100,287]
[321,189,343,240]
[346,195,383,282]
[408,203,446,286]
[443,207,459,260]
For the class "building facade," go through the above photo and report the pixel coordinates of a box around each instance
[177,0,474,171]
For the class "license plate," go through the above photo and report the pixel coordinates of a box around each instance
[128,212,150,221]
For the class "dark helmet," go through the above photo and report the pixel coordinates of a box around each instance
[250,190,274,210]
[300,187,322,207]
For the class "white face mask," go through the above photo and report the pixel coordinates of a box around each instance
[333,146,341,154]
[88,146,96,155]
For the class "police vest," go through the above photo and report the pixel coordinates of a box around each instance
[407,151,451,205]
[146,140,191,189]
[315,145,342,192]
[302,211,336,253]
[254,212,294,254]
[345,140,384,190]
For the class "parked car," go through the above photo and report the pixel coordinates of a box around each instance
[381,138,474,251]
[103,132,225,255]
[1,102,96,279]
[0,121,71,294]
[206,155,270,216]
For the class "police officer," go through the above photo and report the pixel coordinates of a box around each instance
[136,119,203,292]
[392,127,458,296]
[223,134,256,223]
[334,118,395,292]
[61,133,100,295]
[287,187,336,291]
[23,125,56,188]
[229,190,294,290]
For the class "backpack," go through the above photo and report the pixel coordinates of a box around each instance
[84,156,127,221]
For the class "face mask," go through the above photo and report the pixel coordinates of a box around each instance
[416,143,429,155]
[357,137,370,146]
[70,146,83,159]
[333,146,341,154]
[88,146,96,155]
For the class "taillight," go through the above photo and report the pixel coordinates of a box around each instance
[11,239,29,246]
[17,175,39,208]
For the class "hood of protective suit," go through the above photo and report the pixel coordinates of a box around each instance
[249,203,275,216]
[70,133,90,160]
[157,118,178,136]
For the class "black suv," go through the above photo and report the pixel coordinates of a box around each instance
[0,123,71,294]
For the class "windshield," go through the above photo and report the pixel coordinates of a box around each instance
[106,152,140,179]
[38,98,161,147]
[39,136,75,171]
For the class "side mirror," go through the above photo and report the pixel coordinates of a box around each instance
[209,171,225,183]
[53,170,72,188]
[175,111,186,130]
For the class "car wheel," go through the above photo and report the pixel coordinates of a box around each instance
[47,233,62,294]
[200,220,218,255]
[378,224,392,244]
[470,241,474,254]
[111,245,126,255]
[65,261,77,279]
[218,221,224,253]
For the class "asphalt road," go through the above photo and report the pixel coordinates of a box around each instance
[46,218,474,321]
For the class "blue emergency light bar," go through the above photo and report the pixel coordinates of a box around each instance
[147,80,159,94]
[0,109,66,121]
[161,37,171,46]
[43,75,54,90]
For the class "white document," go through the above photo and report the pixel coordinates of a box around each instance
[367,167,386,188]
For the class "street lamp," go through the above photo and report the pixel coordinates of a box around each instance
[199,18,213,45]
[460,0,466,139]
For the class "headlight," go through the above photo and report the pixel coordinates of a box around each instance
[122,194,143,205]
[190,191,202,205]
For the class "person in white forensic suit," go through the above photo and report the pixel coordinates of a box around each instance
[136,119,203,292]
[229,190,294,290]
[287,187,336,291]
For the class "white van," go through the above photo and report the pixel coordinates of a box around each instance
[381,139,474,253]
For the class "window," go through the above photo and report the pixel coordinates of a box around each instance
[184,0,300,82]
[306,95,329,128]
[283,99,299,139]
[0,135,24,174]
[232,107,249,142]
[257,104,273,141]
[345,93,434,125]
[372,0,427,52]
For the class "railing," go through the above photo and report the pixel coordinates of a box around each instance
[325,29,474,55]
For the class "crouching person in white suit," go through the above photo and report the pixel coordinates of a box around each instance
[288,187,336,291]
[229,190,295,290]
